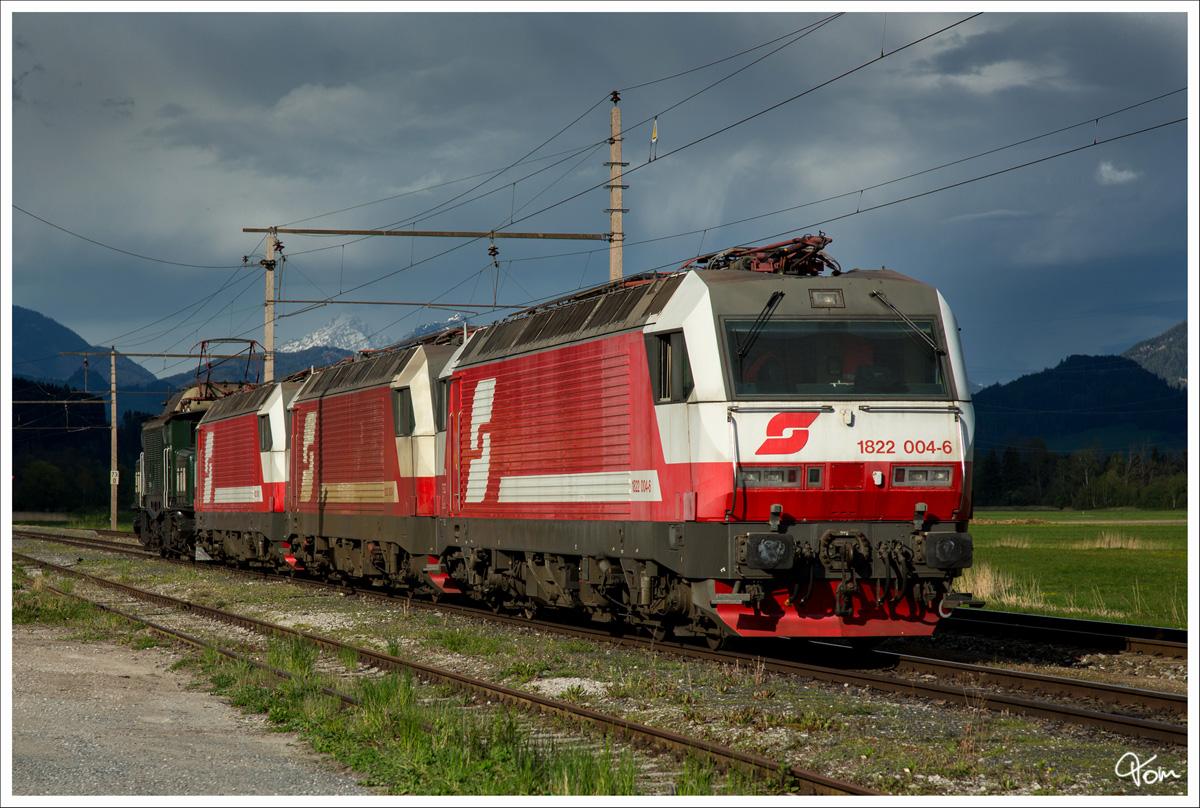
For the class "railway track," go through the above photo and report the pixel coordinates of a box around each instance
[14,525,1185,792]
[13,528,158,558]
[938,608,1187,658]
[14,528,1186,746]
[14,533,1185,734]
[599,639,1187,745]
[13,551,877,797]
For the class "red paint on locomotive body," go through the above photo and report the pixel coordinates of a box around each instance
[289,386,405,516]
[449,332,690,522]
[195,382,298,516]
[712,580,941,639]
[197,414,273,513]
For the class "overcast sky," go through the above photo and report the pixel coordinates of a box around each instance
[4,5,1196,392]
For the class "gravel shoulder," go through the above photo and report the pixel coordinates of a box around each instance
[8,625,378,798]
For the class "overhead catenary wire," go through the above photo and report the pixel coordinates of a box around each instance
[237,13,985,329]
[14,14,1185,372]
[278,18,835,236]
[452,87,1188,284]
[493,14,986,236]
[15,102,1183,368]
[11,205,244,270]
[110,97,1186,395]
[16,14,972,359]
[270,17,836,263]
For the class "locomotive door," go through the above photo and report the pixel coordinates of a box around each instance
[447,377,462,513]
[392,386,417,513]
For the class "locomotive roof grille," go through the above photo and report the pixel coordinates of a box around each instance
[297,347,415,401]
[458,275,682,365]
[482,316,534,355]
[527,297,596,343]
[202,384,276,422]
[589,284,648,330]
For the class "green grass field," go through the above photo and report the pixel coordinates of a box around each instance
[973,508,1185,523]
[961,511,1188,628]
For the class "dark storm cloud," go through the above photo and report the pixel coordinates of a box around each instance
[6,8,1194,389]
[101,97,135,118]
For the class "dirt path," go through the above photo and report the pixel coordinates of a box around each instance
[9,625,378,797]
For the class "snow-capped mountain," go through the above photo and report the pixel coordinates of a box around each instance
[279,314,391,353]
[396,313,467,344]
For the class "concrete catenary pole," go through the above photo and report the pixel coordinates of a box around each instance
[606,91,628,282]
[264,230,276,382]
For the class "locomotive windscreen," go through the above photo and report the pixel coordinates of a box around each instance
[725,318,948,398]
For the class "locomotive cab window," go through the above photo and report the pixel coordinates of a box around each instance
[392,387,415,437]
[725,318,948,398]
[435,378,449,432]
[646,331,694,403]
[258,415,272,451]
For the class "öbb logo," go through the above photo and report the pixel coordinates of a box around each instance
[755,412,819,456]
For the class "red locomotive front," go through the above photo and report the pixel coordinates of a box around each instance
[439,262,976,644]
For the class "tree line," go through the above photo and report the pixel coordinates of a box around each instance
[972,438,1187,510]
[12,379,151,513]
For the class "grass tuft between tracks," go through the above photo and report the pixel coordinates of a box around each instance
[13,574,97,626]
[194,638,747,796]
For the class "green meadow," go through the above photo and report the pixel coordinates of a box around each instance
[961,511,1188,628]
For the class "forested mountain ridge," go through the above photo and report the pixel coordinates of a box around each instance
[972,354,1187,456]
[1121,319,1187,389]
[970,354,1187,508]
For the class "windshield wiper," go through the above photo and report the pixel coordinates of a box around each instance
[736,291,785,361]
[869,290,944,356]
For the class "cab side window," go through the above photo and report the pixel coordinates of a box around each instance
[392,387,415,437]
[646,331,694,403]
[258,415,272,451]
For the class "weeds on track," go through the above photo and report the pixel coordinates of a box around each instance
[197,640,729,795]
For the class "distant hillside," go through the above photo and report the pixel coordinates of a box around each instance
[972,354,1188,455]
[1122,320,1187,389]
[12,306,157,390]
[148,345,352,393]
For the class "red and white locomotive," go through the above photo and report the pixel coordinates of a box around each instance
[152,234,976,646]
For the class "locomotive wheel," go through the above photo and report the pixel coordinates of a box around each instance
[649,624,669,643]
[705,634,726,651]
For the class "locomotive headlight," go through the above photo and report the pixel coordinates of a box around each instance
[809,289,844,308]
[740,467,805,487]
[892,466,954,487]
